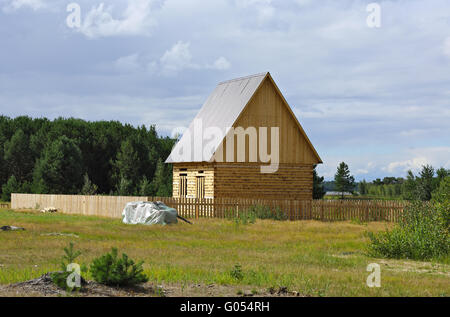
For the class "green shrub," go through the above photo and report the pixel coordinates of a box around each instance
[51,242,84,292]
[436,201,450,229]
[247,205,272,219]
[230,264,244,281]
[431,176,449,204]
[250,205,288,221]
[224,208,236,220]
[227,205,288,224]
[90,248,148,287]
[367,201,449,260]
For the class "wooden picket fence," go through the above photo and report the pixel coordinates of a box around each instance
[11,193,408,222]
[0,202,10,209]
[151,197,407,222]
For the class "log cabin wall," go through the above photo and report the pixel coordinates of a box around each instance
[167,72,322,201]
[213,163,313,200]
[172,163,214,198]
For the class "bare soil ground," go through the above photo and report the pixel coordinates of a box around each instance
[0,273,298,297]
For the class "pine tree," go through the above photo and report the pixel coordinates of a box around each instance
[436,167,450,183]
[417,165,435,201]
[33,136,84,194]
[116,177,133,196]
[150,159,172,197]
[112,139,139,195]
[334,162,355,199]
[1,175,20,201]
[312,165,326,199]
[138,177,152,196]
[80,174,98,195]
[0,148,7,194]
[431,176,449,204]
[4,129,34,183]
[359,179,368,196]
[403,170,417,200]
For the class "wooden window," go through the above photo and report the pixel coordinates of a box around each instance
[179,174,187,197]
[196,176,205,199]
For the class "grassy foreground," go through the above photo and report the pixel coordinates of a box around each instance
[0,209,448,297]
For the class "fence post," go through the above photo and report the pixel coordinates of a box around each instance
[195,199,199,220]
[289,200,293,220]
[320,202,324,222]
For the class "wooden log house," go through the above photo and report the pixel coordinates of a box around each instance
[165,72,322,200]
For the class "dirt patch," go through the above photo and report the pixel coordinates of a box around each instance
[161,283,301,297]
[331,253,450,277]
[378,259,450,277]
[0,273,161,297]
[0,274,303,297]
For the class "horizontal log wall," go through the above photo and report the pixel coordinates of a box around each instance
[11,193,407,222]
[172,163,214,198]
[214,163,313,200]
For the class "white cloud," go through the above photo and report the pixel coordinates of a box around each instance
[208,57,232,70]
[385,157,428,174]
[235,0,274,24]
[2,0,45,12]
[79,0,158,38]
[113,53,140,72]
[294,0,312,7]
[160,41,193,75]
[317,146,450,181]
[1,0,450,180]
[384,147,450,174]
[146,41,231,76]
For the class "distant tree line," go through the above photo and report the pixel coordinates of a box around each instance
[359,165,449,201]
[317,162,449,201]
[0,116,176,201]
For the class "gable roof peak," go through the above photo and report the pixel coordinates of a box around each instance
[218,72,269,85]
[165,72,322,164]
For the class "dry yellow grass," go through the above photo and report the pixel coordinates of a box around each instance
[0,209,448,297]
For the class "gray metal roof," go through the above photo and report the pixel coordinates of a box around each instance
[166,72,268,163]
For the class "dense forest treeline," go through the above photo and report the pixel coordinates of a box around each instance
[0,116,176,201]
[1,115,447,202]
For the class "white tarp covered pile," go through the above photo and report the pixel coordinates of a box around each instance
[122,201,178,225]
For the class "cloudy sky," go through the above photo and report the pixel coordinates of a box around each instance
[0,0,449,180]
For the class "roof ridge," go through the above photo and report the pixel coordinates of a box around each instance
[218,72,268,85]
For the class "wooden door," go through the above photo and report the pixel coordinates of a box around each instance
[179,174,187,197]
[196,176,205,199]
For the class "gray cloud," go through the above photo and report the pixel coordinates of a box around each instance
[0,0,449,180]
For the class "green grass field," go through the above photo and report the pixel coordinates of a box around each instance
[0,208,448,296]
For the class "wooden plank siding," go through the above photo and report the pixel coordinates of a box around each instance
[11,193,147,219]
[213,76,319,165]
